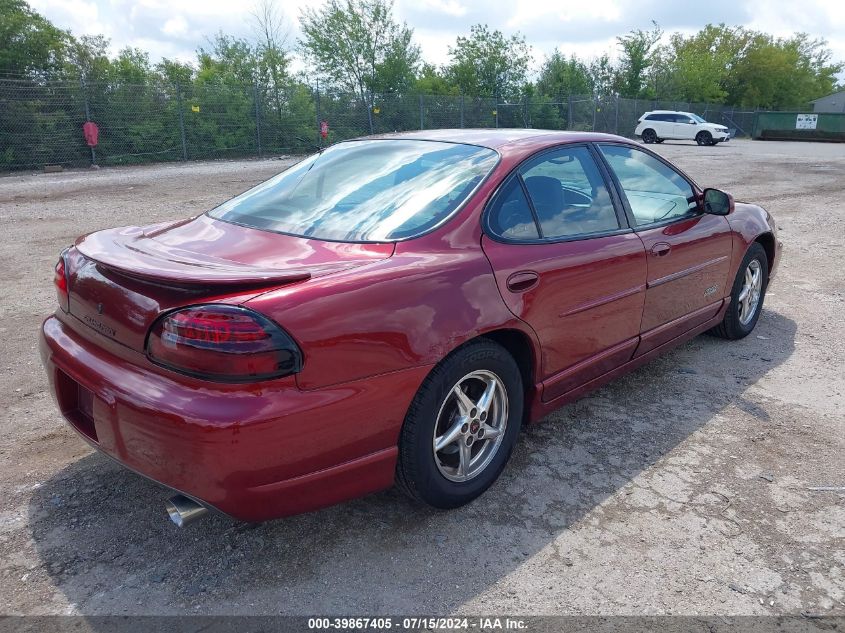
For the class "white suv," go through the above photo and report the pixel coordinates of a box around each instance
[635,110,730,146]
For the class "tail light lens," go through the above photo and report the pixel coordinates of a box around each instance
[146,305,302,382]
[54,253,69,311]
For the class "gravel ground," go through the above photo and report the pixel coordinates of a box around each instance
[0,139,843,616]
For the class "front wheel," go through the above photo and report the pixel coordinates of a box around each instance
[696,131,713,146]
[710,243,768,340]
[395,340,523,509]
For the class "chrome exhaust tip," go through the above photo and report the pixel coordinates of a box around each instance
[165,494,208,527]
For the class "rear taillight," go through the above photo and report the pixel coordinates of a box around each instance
[54,253,69,312]
[146,305,302,382]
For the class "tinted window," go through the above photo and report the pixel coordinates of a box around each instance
[209,139,499,242]
[520,146,619,238]
[599,145,697,225]
[487,178,540,240]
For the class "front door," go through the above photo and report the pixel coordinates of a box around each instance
[481,144,647,402]
[597,143,733,354]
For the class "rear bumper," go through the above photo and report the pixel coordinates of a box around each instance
[39,315,429,522]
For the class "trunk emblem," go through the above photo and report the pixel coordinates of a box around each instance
[97,303,104,314]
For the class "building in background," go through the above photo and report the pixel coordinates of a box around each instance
[811,90,845,113]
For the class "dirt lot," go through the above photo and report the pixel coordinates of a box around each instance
[0,138,843,617]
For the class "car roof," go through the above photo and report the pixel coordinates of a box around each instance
[356,128,630,150]
[645,110,695,116]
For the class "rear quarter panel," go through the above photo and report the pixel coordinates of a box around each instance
[244,188,538,391]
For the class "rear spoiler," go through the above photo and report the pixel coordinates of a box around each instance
[75,225,312,287]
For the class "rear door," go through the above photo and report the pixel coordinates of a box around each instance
[652,113,674,139]
[481,144,647,402]
[597,143,733,355]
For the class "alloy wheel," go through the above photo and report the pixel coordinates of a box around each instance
[432,370,508,483]
[738,259,763,325]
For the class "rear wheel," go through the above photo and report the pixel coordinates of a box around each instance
[396,340,523,509]
[642,128,657,144]
[710,243,768,340]
[696,130,713,146]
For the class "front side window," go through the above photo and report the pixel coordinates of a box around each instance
[209,139,499,242]
[599,145,697,226]
[519,146,619,239]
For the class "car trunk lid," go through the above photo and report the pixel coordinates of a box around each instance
[67,215,393,351]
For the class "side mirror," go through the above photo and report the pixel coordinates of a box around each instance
[702,188,734,215]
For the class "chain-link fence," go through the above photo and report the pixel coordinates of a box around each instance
[0,78,808,173]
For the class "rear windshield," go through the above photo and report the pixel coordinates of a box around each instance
[208,139,499,242]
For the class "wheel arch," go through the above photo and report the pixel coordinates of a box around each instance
[478,328,537,400]
[754,231,776,275]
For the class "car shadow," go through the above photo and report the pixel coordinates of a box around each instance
[29,309,796,615]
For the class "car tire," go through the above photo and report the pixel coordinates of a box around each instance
[710,243,768,340]
[642,128,657,144]
[696,131,713,146]
[395,339,523,509]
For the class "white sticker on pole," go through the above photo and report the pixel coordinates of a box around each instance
[796,114,818,130]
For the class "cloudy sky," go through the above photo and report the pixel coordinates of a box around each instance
[28,0,845,78]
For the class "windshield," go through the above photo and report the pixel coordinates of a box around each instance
[689,113,706,123]
[208,139,499,242]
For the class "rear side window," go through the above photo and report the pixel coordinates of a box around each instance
[487,179,540,240]
[520,146,619,239]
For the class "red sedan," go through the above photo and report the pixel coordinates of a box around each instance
[40,130,781,525]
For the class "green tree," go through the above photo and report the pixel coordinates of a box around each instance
[587,53,618,97]
[653,25,744,103]
[197,33,258,86]
[447,24,531,99]
[299,0,420,132]
[68,34,111,83]
[616,22,662,98]
[414,63,458,95]
[727,32,842,108]
[111,47,152,85]
[155,58,195,86]
[536,51,593,98]
[251,0,292,124]
[0,0,72,78]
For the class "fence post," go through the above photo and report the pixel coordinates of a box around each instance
[315,80,322,148]
[80,77,96,166]
[615,94,620,135]
[567,95,573,130]
[419,94,424,130]
[592,96,597,131]
[176,81,187,161]
[253,81,262,158]
[522,94,527,127]
[460,93,464,128]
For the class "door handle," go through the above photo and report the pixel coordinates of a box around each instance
[506,271,539,293]
[651,242,672,257]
